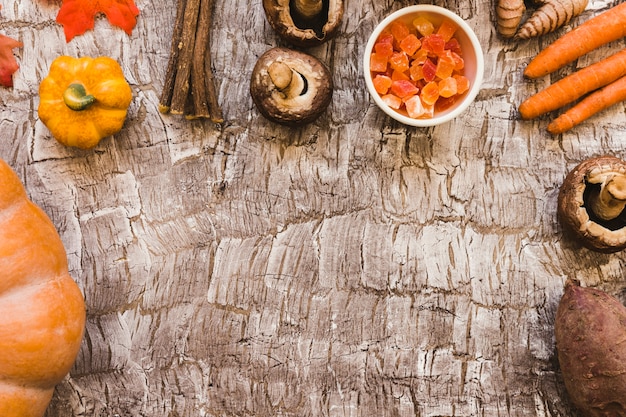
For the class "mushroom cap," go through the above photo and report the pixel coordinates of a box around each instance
[250,47,333,126]
[263,0,344,47]
[557,155,626,253]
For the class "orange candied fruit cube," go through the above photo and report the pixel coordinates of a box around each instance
[435,95,460,112]
[420,81,440,105]
[409,62,424,81]
[390,79,419,99]
[399,34,421,56]
[438,77,458,98]
[372,74,393,94]
[436,19,457,42]
[370,52,389,73]
[421,34,446,56]
[391,69,410,81]
[377,32,394,45]
[411,49,430,66]
[453,74,470,94]
[435,53,455,79]
[388,52,409,73]
[389,20,411,42]
[375,40,394,57]
[450,51,464,71]
[422,58,437,82]
[405,95,434,119]
[445,38,462,55]
[412,16,434,36]
[381,93,403,109]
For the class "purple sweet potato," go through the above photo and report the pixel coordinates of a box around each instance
[555,279,626,417]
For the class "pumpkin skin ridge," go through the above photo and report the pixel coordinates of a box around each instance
[0,201,70,294]
[0,158,86,417]
[0,278,85,384]
[0,384,52,417]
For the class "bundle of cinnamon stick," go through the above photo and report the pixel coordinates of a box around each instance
[159,0,223,122]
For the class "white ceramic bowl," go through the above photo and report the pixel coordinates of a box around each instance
[363,5,484,127]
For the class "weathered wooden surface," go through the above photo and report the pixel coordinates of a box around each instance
[2,0,626,415]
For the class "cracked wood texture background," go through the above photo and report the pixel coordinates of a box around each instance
[1,0,626,416]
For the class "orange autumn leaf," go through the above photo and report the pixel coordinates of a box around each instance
[56,0,140,42]
[0,34,22,87]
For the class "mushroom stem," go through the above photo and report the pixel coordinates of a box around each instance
[268,61,306,98]
[292,0,323,19]
[587,174,626,221]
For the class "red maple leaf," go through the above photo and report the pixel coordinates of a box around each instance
[0,34,23,87]
[56,0,140,42]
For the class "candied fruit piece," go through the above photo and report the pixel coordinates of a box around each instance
[445,38,462,55]
[390,21,410,42]
[399,34,421,55]
[409,62,424,81]
[454,74,470,94]
[391,69,410,81]
[390,79,419,99]
[435,53,455,79]
[381,93,403,109]
[411,49,429,66]
[436,95,460,111]
[422,58,437,82]
[436,19,457,42]
[373,74,393,94]
[420,81,440,105]
[405,95,434,119]
[412,16,434,36]
[389,51,409,72]
[370,52,389,73]
[405,95,424,118]
[421,34,446,56]
[450,51,464,71]
[375,40,394,57]
[438,77,457,98]
[377,32,394,45]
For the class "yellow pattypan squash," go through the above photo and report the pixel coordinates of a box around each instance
[38,56,132,149]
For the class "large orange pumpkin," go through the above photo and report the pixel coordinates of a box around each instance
[0,158,86,416]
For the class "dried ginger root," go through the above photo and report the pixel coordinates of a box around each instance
[496,0,588,39]
[496,0,525,38]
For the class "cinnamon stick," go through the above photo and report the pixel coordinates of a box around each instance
[202,0,223,123]
[159,0,187,113]
[169,0,201,114]
[159,0,223,121]
[188,0,211,119]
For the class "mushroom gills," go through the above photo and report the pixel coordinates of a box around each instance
[289,0,330,38]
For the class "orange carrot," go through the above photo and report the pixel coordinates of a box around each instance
[524,1,626,79]
[520,48,626,119]
[547,74,626,134]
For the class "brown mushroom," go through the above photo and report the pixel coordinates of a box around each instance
[263,0,344,47]
[558,155,626,253]
[250,47,333,126]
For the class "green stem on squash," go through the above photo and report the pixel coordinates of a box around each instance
[63,83,96,111]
